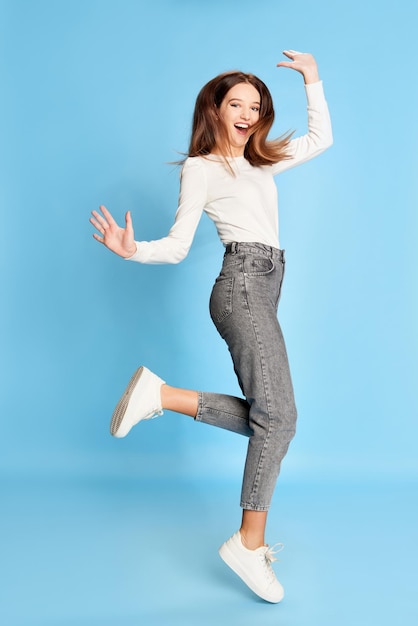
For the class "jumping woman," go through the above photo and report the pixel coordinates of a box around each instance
[90,50,332,603]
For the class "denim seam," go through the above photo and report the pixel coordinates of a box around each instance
[202,406,247,419]
[195,391,204,422]
[240,502,270,512]
[242,273,274,507]
[200,408,252,437]
[275,259,285,308]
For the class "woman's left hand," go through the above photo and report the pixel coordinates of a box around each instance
[277,50,320,84]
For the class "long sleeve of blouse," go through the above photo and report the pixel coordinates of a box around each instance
[127,80,332,264]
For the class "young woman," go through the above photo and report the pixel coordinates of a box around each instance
[90,50,332,604]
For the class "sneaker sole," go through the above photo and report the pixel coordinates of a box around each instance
[219,542,284,603]
[110,366,145,437]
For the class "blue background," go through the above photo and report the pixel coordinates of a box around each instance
[1,1,417,624]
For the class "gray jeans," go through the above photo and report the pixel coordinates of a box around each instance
[196,242,297,511]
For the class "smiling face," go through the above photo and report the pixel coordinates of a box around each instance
[217,82,261,157]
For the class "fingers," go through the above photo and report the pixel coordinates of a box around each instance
[277,50,317,82]
[90,211,109,236]
[90,205,115,228]
[99,204,117,225]
[92,232,104,244]
[284,49,305,57]
[90,204,119,235]
[278,50,307,65]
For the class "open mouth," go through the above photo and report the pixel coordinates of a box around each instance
[234,123,249,135]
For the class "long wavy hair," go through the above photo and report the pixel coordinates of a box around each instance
[187,71,293,168]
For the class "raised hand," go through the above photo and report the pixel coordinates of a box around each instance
[277,50,320,84]
[90,205,137,258]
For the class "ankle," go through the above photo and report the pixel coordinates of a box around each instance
[239,529,265,550]
[160,383,168,408]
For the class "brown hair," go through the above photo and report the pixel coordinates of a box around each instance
[187,71,293,168]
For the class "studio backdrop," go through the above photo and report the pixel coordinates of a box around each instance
[0,0,417,486]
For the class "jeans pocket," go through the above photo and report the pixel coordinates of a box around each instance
[244,257,275,276]
[209,277,234,324]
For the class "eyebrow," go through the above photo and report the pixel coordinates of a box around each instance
[228,98,261,105]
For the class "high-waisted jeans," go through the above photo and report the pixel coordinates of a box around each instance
[196,242,297,511]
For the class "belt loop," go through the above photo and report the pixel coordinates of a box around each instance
[230,242,238,254]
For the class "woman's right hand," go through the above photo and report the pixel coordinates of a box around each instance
[90,205,137,258]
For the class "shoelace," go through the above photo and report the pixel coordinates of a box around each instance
[257,543,284,586]
[264,542,284,564]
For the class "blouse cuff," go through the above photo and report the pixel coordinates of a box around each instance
[304,80,325,106]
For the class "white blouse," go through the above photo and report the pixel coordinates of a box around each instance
[128,80,333,264]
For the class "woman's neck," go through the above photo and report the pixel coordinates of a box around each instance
[210,145,245,158]
[210,150,244,158]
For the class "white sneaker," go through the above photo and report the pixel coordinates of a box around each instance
[110,366,165,438]
[219,531,284,603]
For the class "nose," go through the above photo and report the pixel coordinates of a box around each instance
[240,108,250,120]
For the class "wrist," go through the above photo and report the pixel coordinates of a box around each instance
[303,70,320,84]
[123,243,137,258]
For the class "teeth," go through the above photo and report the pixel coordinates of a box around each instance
[235,124,249,129]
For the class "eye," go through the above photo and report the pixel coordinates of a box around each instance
[230,103,240,108]
[251,106,260,112]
